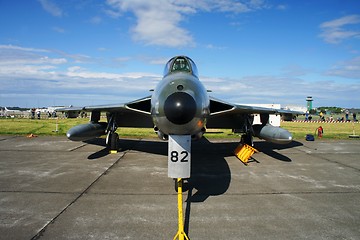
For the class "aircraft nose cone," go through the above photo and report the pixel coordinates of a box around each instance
[164,92,196,125]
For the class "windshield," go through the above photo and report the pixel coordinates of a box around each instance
[163,56,198,77]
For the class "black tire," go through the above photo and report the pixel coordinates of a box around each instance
[110,132,119,151]
[174,179,180,192]
[242,133,253,146]
[174,179,188,192]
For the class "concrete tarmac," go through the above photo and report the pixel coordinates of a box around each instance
[0,135,359,239]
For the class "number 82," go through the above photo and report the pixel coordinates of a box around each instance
[170,151,189,162]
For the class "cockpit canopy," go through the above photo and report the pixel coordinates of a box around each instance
[163,56,198,77]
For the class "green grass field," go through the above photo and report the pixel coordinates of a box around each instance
[281,121,359,140]
[0,118,359,140]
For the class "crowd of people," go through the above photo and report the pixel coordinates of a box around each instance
[304,110,357,122]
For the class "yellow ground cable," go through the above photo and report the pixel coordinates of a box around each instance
[173,178,189,240]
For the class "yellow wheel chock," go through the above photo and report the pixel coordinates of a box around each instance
[234,144,258,165]
[173,178,189,240]
[109,150,118,154]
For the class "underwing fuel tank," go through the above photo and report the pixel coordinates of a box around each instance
[66,122,107,141]
[252,124,292,144]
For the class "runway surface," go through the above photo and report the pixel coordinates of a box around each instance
[0,135,359,239]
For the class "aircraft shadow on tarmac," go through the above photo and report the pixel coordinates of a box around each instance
[84,137,303,202]
[86,137,233,202]
[253,140,303,162]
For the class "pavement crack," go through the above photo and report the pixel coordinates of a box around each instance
[291,145,360,172]
[314,154,360,172]
[30,153,126,240]
[0,190,76,194]
[0,135,21,142]
[68,143,88,152]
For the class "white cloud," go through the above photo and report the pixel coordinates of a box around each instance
[281,65,311,77]
[106,0,194,47]
[38,0,63,17]
[0,44,162,104]
[0,45,67,66]
[105,0,269,47]
[97,47,109,52]
[319,15,360,44]
[326,56,360,79]
[276,4,287,11]
[52,50,93,64]
[89,16,103,25]
[0,44,49,53]
[52,26,65,33]
[202,74,360,107]
[205,44,227,50]
[145,57,169,65]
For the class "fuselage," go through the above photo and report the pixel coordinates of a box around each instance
[151,56,210,137]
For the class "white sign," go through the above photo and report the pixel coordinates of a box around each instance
[168,135,191,178]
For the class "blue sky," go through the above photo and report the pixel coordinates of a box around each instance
[0,0,359,108]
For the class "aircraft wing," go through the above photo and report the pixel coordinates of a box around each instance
[56,96,153,128]
[209,96,278,115]
[207,97,298,129]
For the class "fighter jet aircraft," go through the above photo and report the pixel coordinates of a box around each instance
[59,56,294,153]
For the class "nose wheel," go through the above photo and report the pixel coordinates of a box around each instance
[241,133,253,147]
[174,178,189,192]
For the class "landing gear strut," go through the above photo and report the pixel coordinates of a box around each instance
[241,115,254,147]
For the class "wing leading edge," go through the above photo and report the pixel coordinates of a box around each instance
[207,97,282,129]
[57,96,153,128]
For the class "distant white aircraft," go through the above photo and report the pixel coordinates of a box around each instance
[1,107,26,117]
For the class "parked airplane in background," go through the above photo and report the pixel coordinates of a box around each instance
[1,107,26,117]
[59,56,296,152]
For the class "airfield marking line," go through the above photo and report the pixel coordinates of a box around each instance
[30,151,128,240]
